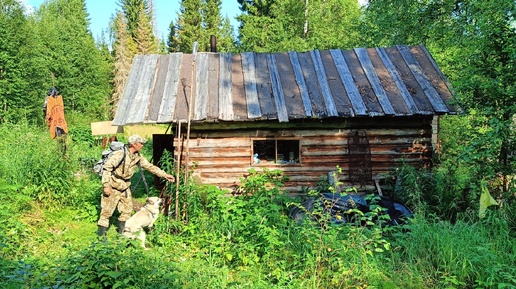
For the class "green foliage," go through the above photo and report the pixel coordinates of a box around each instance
[0,123,70,204]
[33,0,113,119]
[0,0,115,123]
[32,240,179,288]
[0,125,515,288]
[362,0,516,212]
[171,0,235,53]
[0,0,42,123]
[393,215,516,288]
[237,0,361,52]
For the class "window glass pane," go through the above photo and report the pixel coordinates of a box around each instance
[253,140,275,163]
[253,139,300,165]
[277,140,299,164]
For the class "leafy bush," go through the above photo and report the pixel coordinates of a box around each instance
[1,122,516,288]
[31,240,180,289]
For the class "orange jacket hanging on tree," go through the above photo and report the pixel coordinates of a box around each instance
[44,87,68,139]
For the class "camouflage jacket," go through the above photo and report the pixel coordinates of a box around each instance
[101,148,168,191]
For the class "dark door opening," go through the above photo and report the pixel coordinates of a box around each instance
[153,134,175,189]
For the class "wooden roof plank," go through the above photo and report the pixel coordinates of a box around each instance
[267,54,289,122]
[231,54,248,120]
[126,55,159,124]
[146,55,168,122]
[112,55,143,126]
[174,54,194,121]
[330,49,368,116]
[289,51,313,117]
[342,49,383,116]
[157,53,182,123]
[397,45,448,113]
[275,52,305,118]
[311,50,338,117]
[255,53,277,119]
[194,53,209,120]
[368,48,411,115]
[219,53,234,120]
[355,48,396,115]
[319,50,355,117]
[297,51,326,117]
[377,48,421,114]
[241,52,262,119]
[413,46,458,113]
[207,53,220,120]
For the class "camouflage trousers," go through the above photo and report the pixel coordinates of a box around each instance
[97,188,133,228]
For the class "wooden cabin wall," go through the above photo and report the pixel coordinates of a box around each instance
[173,119,433,193]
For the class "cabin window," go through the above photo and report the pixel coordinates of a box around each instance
[252,139,300,165]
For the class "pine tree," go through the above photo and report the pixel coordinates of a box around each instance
[117,0,149,40]
[204,0,235,52]
[176,0,204,52]
[135,8,159,54]
[171,0,235,53]
[31,0,112,118]
[237,0,361,52]
[0,0,33,122]
[117,0,158,54]
[112,12,137,116]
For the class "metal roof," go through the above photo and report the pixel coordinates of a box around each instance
[112,45,457,126]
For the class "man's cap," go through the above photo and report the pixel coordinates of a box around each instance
[128,134,147,145]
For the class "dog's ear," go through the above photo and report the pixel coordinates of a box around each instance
[146,198,154,205]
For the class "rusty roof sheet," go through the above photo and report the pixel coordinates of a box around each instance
[112,45,457,126]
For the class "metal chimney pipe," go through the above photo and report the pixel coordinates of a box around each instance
[210,35,217,52]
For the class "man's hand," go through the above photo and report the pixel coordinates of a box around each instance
[103,186,111,197]
[164,174,175,182]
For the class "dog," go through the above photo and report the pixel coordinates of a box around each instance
[123,196,163,249]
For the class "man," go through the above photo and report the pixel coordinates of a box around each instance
[97,134,175,239]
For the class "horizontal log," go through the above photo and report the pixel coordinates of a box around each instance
[178,126,431,139]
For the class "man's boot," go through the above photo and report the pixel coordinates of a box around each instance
[97,225,108,242]
[117,221,126,234]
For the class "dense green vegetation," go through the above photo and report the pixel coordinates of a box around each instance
[1,0,516,287]
[0,121,514,288]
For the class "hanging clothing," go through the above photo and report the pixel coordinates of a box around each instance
[44,88,69,139]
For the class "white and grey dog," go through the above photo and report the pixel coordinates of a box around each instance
[123,197,163,249]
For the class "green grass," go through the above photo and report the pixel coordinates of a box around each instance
[0,122,515,288]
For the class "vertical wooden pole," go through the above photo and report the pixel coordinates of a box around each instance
[183,42,198,222]
[174,122,182,219]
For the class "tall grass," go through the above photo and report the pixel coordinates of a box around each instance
[0,122,515,288]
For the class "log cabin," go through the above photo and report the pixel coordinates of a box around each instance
[112,45,458,193]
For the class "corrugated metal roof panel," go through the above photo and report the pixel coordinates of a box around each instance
[112,45,458,126]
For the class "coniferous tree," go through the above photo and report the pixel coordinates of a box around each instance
[167,20,180,52]
[170,0,235,53]
[117,0,149,40]
[217,16,235,52]
[112,12,137,116]
[237,0,360,52]
[204,0,235,52]
[135,8,159,54]
[175,0,204,52]
[32,0,112,119]
[0,0,33,122]
[117,0,158,54]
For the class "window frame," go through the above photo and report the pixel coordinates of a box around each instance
[251,138,301,166]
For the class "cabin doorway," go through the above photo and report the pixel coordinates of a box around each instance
[152,134,175,189]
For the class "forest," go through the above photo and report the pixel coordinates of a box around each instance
[0,0,515,288]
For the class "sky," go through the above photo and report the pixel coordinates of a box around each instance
[23,0,241,39]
